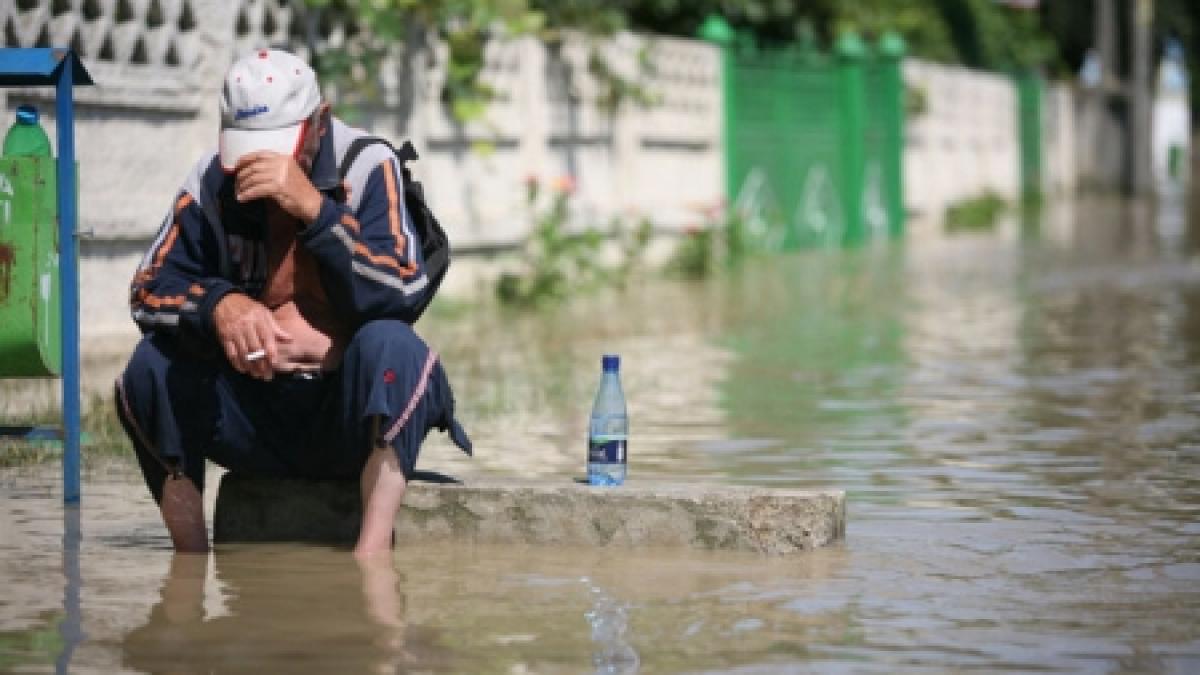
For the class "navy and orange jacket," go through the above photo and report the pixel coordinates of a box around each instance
[129,117,431,343]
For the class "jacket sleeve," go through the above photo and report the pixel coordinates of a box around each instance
[129,191,237,342]
[298,157,431,324]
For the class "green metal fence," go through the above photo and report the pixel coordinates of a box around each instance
[1014,70,1044,201]
[702,18,906,250]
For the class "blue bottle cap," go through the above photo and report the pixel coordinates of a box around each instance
[602,354,619,372]
[16,105,39,125]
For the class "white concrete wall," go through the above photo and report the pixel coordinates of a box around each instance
[359,33,723,249]
[903,60,1080,219]
[1043,82,1079,196]
[902,59,1021,221]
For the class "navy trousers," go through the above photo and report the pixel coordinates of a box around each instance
[115,319,471,503]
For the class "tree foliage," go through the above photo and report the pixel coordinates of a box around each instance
[303,1,1198,122]
[621,0,1059,71]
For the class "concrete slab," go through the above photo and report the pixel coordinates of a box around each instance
[212,473,845,555]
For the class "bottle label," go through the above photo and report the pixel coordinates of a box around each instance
[588,438,626,464]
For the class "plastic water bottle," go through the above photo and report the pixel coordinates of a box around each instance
[3,105,52,157]
[588,354,628,486]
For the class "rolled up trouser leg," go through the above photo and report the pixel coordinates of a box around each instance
[114,335,215,503]
[322,319,471,480]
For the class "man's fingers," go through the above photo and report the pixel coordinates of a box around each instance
[249,348,271,380]
[214,294,284,380]
[235,159,282,198]
[224,338,248,374]
[255,358,273,381]
[222,338,238,368]
[238,334,260,374]
[253,319,278,370]
[233,151,277,173]
[232,153,260,172]
[234,327,269,380]
[248,311,281,381]
[265,312,293,343]
[236,175,275,202]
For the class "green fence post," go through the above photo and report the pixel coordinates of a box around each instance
[1015,69,1044,202]
[878,32,906,237]
[699,15,736,220]
[836,31,867,245]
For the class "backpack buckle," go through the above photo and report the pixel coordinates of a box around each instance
[398,141,419,164]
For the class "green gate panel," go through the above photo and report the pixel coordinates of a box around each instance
[711,21,906,251]
[727,49,845,251]
[862,37,906,239]
[877,32,907,238]
[0,156,61,377]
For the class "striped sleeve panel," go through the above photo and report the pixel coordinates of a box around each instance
[329,159,428,297]
[129,193,208,329]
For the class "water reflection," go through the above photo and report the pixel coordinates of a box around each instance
[582,577,639,674]
[56,505,84,675]
[120,547,447,673]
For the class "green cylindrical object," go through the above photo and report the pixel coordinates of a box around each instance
[878,32,906,237]
[1015,71,1043,201]
[836,31,867,245]
[3,105,53,158]
[1168,144,1183,179]
[0,105,61,376]
[699,15,738,226]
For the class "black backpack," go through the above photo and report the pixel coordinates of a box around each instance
[339,137,450,321]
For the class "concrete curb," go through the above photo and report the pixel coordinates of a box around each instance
[213,474,846,555]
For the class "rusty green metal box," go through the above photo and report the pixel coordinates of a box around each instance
[0,156,60,376]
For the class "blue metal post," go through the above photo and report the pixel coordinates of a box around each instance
[55,54,81,504]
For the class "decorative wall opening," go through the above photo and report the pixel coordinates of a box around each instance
[2,0,204,109]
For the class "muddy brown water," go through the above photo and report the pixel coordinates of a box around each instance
[2,198,1199,673]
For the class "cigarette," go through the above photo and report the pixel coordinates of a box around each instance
[245,349,266,362]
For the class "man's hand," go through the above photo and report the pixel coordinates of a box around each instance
[269,301,337,372]
[233,151,324,225]
[212,293,292,380]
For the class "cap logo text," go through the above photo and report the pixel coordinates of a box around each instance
[234,105,270,121]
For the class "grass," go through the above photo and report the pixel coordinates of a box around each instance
[944,191,1008,231]
[0,392,133,468]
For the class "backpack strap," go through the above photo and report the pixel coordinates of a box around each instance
[338,137,449,274]
[341,137,429,200]
[340,136,384,175]
[340,137,415,176]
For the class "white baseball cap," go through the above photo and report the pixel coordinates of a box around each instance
[218,49,321,171]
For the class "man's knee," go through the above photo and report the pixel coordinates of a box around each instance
[344,320,429,375]
[118,337,171,413]
[117,336,213,432]
[346,319,423,355]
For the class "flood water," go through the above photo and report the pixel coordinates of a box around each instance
[2,198,1200,673]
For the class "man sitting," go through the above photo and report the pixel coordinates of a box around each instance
[115,49,470,557]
